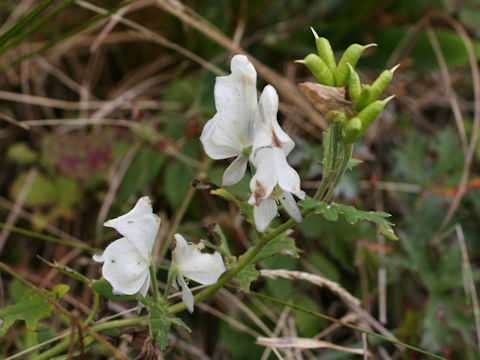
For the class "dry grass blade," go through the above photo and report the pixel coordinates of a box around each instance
[256,336,364,355]
[425,25,468,152]
[455,224,480,353]
[0,113,30,129]
[432,16,480,240]
[260,270,400,344]
[260,269,361,307]
[0,168,37,254]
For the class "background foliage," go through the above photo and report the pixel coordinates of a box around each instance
[0,0,479,358]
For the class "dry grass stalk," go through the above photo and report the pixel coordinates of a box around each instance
[260,269,361,307]
[455,224,480,353]
[0,168,37,254]
[256,336,364,355]
[259,269,400,345]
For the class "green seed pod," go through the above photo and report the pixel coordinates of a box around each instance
[357,95,395,132]
[334,43,376,87]
[368,64,399,102]
[347,63,361,101]
[341,117,362,144]
[325,110,347,126]
[354,84,372,113]
[310,27,336,71]
[296,54,335,86]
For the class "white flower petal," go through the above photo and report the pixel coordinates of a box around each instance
[200,55,257,159]
[177,274,195,314]
[254,198,278,233]
[92,253,104,263]
[100,237,150,295]
[139,272,151,297]
[222,154,249,186]
[273,150,305,199]
[253,85,294,155]
[103,196,160,260]
[172,234,227,285]
[249,147,279,205]
[278,191,302,223]
[200,114,244,159]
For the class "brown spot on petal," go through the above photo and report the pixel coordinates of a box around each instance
[254,179,267,206]
[271,127,282,148]
[128,220,134,224]
[111,259,115,263]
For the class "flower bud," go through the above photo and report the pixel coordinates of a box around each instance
[296,54,335,86]
[334,43,376,87]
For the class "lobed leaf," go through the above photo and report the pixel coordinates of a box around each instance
[299,198,398,240]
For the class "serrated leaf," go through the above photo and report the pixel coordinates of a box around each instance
[89,280,138,301]
[253,234,301,263]
[235,264,259,290]
[299,198,398,240]
[169,317,191,332]
[210,188,253,223]
[0,285,68,336]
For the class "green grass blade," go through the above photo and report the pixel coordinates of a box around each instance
[0,0,56,48]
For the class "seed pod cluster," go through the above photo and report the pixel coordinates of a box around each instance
[298,29,399,144]
[297,27,375,88]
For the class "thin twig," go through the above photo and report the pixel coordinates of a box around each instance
[455,224,480,353]
[425,24,468,152]
[432,17,480,240]
[0,168,37,254]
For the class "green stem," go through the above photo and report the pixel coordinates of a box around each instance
[322,143,354,202]
[0,222,101,253]
[149,262,160,301]
[85,292,100,324]
[163,268,177,301]
[35,337,71,360]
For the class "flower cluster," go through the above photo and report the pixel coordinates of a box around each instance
[94,197,226,313]
[201,55,305,232]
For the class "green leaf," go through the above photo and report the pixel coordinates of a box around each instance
[116,147,165,205]
[89,280,138,301]
[6,142,37,164]
[299,198,398,240]
[0,284,69,336]
[210,188,254,223]
[52,284,69,298]
[253,233,301,263]
[169,317,191,332]
[235,264,259,291]
[164,161,194,210]
[148,301,170,350]
[346,158,362,170]
[141,297,190,350]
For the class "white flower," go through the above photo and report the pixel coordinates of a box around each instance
[200,55,257,186]
[248,85,306,233]
[170,234,226,313]
[93,197,160,296]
